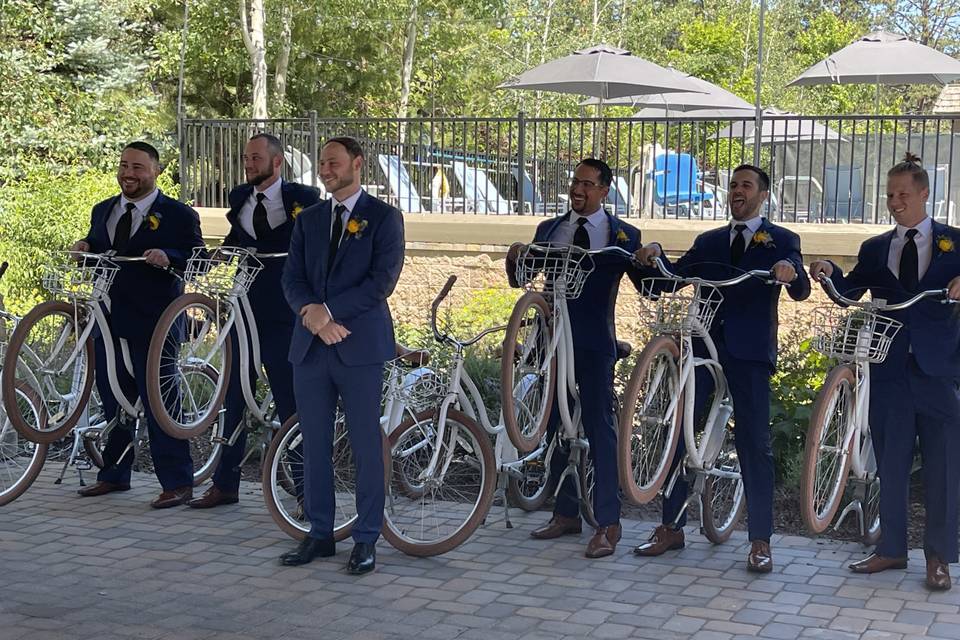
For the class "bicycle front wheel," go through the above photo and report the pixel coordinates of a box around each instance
[701,423,745,544]
[382,408,496,557]
[0,382,49,505]
[801,365,856,535]
[501,292,555,454]
[1,301,94,443]
[146,293,232,440]
[618,336,683,506]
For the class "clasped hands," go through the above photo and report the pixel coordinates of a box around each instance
[300,303,351,345]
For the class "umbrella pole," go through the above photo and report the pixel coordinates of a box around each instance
[753,0,767,165]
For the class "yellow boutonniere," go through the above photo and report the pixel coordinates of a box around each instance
[291,203,303,219]
[937,235,955,253]
[752,230,775,248]
[616,229,629,244]
[146,212,161,231]
[346,217,369,238]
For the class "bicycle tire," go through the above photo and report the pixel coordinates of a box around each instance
[506,436,555,511]
[1,301,94,443]
[500,292,555,454]
[146,293,232,440]
[801,364,856,535]
[618,335,683,506]
[0,382,49,505]
[701,423,745,544]
[381,408,496,557]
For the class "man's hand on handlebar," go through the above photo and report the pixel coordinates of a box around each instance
[947,276,960,301]
[143,249,170,268]
[71,240,90,253]
[772,260,797,285]
[809,260,834,281]
[634,243,662,266]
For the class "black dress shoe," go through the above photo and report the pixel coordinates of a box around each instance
[347,542,376,575]
[279,536,335,566]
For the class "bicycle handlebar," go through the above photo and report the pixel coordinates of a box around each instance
[650,256,780,287]
[816,273,951,310]
[67,250,182,278]
[0,261,8,282]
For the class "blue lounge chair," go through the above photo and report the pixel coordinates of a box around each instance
[378,154,428,213]
[452,161,511,214]
[823,166,864,223]
[649,153,714,217]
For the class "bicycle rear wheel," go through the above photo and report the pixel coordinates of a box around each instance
[801,365,856,535]
[501,292,555,454]
[701,423,745,544]
[146,293,231,440]
[618,335,683,506]
[382,408,496,557]
[506,436,555,511]
[0,382,49,505]
[1,301,94,443]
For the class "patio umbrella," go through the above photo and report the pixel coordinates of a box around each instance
[788,31,960,88]
[580,72,754,117]
[497,44,704,109]
[715,108,843,144]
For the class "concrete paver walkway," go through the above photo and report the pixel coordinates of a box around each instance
[1,467,958,640]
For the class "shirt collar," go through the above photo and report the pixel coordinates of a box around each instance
[570,207,606,227]
[253,177,283,201]
[331,189,363,215]
[120,188,159,215]
[896,216,932,239]
[730,216,764,233]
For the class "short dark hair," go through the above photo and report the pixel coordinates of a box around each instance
[887,151,929,190]
[123,141,161,165]
[732,164,770,192]
[249,132,283,156]
[577,158,612,187]
[324,136,364,159]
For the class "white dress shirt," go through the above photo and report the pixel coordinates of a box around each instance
[549,207,609,249]
[729,215,764,247]
[888,216,933,280]
[238,178,286,239]
[107,188,159,244]
[329,189,363,248]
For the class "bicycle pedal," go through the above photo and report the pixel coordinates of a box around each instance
[75,460,93,472]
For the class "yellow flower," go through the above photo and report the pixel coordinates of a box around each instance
[146,213,160,231]
[616,229,629,243]
[752,231,773,246]
[291,203,303,219]
[346,219,361,234]
[937,235,955,253]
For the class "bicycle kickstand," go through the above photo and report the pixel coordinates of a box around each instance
[496,474,513,529]
[834,498,866,536]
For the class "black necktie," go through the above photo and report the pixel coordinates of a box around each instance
[328,203,346,271]
[253,192,270,239]
[730,223,747,266]
[899,228,919,292]
[113,202,135,253]
[573,217,590,250]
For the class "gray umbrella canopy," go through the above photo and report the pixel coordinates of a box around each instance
[580,72,753,116]
[789,31,960,87]
[715,108,843,144]
[497,44,704,100]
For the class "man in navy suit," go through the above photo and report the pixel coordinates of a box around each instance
[635,165,810,572]
[187,133,320,509]
[506,158,646,558]
[72,141,205,508]
[811,153,960,590]
[280,136,404,574]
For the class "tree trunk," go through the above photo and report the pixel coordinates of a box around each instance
[274,3,292,113]
[239,0,268,119]
[397,0,419,144]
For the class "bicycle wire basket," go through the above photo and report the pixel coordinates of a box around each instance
[382,358,448,414]
[184,246,264,298]
[42,253,120,302]
[639,278,724,337]
[514,243,595,300]
[812,306,903,364]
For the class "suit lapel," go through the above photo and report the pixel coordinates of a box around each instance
[331,191,367,274]
[227,184,253,229]
[318,200,333,277]
[98,195,121,247]
[541,212,570,243]
[279,181,295,222]
[920,221,954,286]
[605,212,622,248]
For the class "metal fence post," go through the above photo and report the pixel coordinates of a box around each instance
[309,110,319,188]
[517,111,526,214]
[178,116,188,203]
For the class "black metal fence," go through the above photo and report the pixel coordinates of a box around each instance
[180,112,960,225]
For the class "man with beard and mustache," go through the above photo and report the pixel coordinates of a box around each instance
[186,133,320,509]
[72,141,205,507]
[280,137,404,574]
[635,164,810,572]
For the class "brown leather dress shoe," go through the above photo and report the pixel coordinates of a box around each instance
[77,481,130,497]
[634,525,685,557]
[530,514,582,540]
[187,486,239,509]
[151,486,193,509]
[848,553,908,574]
[926,554,952,591]
[747,540,773,573]
[585,523,622,558]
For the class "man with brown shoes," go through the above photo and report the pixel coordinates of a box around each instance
[508,159,645,559]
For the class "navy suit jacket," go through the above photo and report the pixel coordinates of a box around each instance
[83,191,204,342]
[282,190,405,366]
[662,218,810,369]
[223,181,320,333]
[529,212,645,358]
[829,221,960,381]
